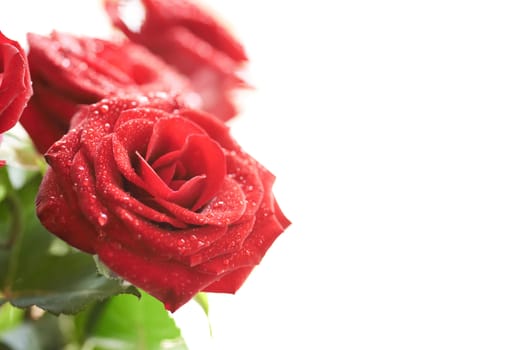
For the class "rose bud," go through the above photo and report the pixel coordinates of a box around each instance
[0,31,32,135]
[20,31,194,154]
[36,93,290,311]
[104,0,249,121]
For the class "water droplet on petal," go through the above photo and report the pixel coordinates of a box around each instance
[154,91,168,99]
[61,58,71,68]
[137,95,149,104]
[97,213,108,226]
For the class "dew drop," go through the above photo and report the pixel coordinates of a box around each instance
[61,58,71,68]
[137,95,149,104]
[183,92,202,109]
[104,123,111,131]
[97,213,108,226]
[154,91,168,99]
[100,104,109,113]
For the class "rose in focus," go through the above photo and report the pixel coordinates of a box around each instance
[0,31,32,135]
[36,93,290,311]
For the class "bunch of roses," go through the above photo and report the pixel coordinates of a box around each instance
[0,0,289,311]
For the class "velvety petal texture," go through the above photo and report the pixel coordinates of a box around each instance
[104,0,249,121]
[20,31,192,154]
[36,93,290,311]
[0,31,32,134]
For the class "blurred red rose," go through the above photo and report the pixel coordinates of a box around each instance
[104,0,249,121]
[20,31,192,154]
[0,31,32,135]
[36,93,290,311]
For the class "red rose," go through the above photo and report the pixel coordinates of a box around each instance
[0,31,32,135]
[20,31,192,154]
[104,0,248,121]
[36,93,290,311]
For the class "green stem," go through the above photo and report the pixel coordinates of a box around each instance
[2,193,24,295]
[0,193,22,249]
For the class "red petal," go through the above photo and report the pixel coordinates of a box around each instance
[31,80,81,126]
[105,0,248,64]
[184,217,255,267]
[137,151,206,208]
[95,238,219,312]
[112,206,228,258]
[20,101,67,154]
[145,115,206,162]
[36,171,97,253]
[156,176,246,226]
[177,134,226,210]
[111,119,154,189]
[0,31,32,134]
[103,0,247,121]
[70,150,110,228]
[196,166,290,275]
[178,108,238,150]
[203,266,253,293]
[95,136,187,228]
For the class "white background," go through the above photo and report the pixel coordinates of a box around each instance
[2,1,524,349]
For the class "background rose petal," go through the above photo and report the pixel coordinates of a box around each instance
[0,31,32,135]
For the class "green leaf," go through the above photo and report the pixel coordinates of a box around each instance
[0,304,23,332]
[0,175,139,315]
[94,255,122,281]
[2,252,140,315]
[86,292,188,350]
